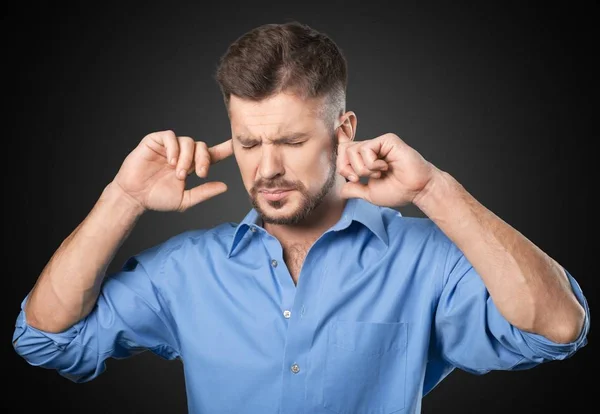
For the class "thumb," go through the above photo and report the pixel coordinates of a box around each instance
[180,181,228,211]
[340,181,370,200]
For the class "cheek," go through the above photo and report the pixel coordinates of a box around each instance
[288,148,332,189]
[235,152,259,188]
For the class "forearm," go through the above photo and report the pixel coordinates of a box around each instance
[25,181,145,333]
[413,169,585,343]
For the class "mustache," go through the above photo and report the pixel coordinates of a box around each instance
[251,179,298,193]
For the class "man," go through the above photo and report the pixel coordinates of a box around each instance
[12,21,589,414]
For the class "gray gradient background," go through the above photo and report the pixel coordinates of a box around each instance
[4,2,595,413]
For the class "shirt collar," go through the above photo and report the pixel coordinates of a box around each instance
[227,208,262,258]
[227,198,389,257]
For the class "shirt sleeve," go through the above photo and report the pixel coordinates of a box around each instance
[433,239,590,375]
[12,243,180,383]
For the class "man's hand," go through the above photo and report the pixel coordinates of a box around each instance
[113,130,233,213]
[337,133,438,207]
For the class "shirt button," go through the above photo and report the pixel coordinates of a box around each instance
[271,259,278,267]
[283,310,291,318]
[250,227,256,233]
[291,363,300,373]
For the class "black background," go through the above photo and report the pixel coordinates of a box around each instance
[3,2,595,413]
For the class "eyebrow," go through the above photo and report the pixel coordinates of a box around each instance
[235,132,310,145]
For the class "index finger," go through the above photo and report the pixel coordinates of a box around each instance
[208,139,233,164]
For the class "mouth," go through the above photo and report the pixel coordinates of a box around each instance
[258,189,294,201]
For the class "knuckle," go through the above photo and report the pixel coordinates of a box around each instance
[384,132,399,140]
[341,166,354,176]
[163,129,176,138]
[144,131,162,142]
[179,136,194,146]
[196,142,210,156]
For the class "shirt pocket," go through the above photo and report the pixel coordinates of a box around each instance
[321,320,408,414]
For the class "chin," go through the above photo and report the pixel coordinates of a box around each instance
[261,198,298,214]
[256,195,309,225]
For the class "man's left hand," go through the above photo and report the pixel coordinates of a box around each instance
[337,133,438,207]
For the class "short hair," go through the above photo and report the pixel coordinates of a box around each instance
[215,21,347,126]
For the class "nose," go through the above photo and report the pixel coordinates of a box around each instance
[258,145,285,180]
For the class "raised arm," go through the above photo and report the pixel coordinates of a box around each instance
[337,132,586,344]
[21,130,232,333]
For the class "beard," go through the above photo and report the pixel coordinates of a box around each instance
[249,135,338,226]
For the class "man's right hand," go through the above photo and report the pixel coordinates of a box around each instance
[112,130,233,213]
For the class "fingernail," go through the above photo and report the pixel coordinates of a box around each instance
[178,169,185,179]
[170,158,176,166]
[199,166,206,175]
[348,174,357,181]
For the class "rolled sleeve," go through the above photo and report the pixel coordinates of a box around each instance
[517,268,590,361]
[434,240,590,375]
[12,244,180,383]
[12,294,103,382]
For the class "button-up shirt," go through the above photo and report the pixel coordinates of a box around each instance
[12,198,590,413]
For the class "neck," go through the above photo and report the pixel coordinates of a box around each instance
[263,176,347,246]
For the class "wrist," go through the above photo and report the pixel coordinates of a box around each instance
[412,168,455,213]
[102,181,146,218]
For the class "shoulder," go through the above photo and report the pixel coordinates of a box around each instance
[125,221,238,267]
[380,206,450,247]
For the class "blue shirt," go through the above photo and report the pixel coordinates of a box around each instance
[13,198,590,414]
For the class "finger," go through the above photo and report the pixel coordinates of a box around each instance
[347,146,371,178]
[340,181,370,201]
[149,130,179,166]
[179,181,228,211]
[337,162,358,181]
[175,136,196,180]
[338,163,358,182]
[336,141,357,181]
[194,141,212,178]
[359,145,379,169]
[208,139,234,164]
[359,145,388,171]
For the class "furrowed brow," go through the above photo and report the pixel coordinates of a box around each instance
[235,135,259,146]
[235,132,309,145]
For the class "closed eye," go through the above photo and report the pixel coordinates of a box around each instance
[241,142,305,149]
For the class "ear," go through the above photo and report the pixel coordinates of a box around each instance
[336,111,357,145]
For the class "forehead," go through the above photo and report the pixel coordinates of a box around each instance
[229,93,324,138]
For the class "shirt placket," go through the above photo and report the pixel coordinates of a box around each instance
[258,229,329,413]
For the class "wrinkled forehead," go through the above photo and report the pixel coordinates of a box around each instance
[229,93,326,139]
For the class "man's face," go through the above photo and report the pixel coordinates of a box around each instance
[229,92,338,225]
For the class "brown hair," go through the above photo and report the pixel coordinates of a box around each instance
[215,21,347,126]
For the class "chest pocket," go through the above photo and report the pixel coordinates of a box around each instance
[321,320,408,414]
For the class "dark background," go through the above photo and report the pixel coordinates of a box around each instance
[3,2,595,413]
